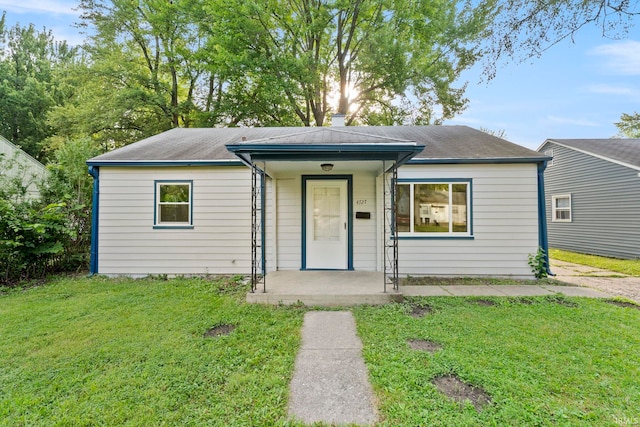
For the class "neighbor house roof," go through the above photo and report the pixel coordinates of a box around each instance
[87,126,548,166]
[541,138,640,170]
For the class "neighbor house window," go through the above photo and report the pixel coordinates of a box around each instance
[155,181,193,227]
[552,194,571,222]
[396,180,471,236]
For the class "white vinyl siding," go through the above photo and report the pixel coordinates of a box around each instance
[272,170,377,271]
[395,163,539,278]
[98,167,251,275]
[98,162,540,278]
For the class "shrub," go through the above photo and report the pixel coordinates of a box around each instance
[0,199,72,284]
[0,138,100,285]
[528,247,548,279]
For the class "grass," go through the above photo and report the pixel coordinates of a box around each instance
[354,296,640,426]
[551,248,640,277]
[2,277,640,426]
[0,276,305,426]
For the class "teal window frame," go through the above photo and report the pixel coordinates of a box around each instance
[396,178,473,240]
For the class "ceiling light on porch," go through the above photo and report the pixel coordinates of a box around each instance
[321,163,334,172]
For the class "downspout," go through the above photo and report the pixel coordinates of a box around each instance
[537,161,553,276]
[88,166,100,276]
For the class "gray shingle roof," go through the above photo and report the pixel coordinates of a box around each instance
[545,138,640,169]
[88,126,547,163]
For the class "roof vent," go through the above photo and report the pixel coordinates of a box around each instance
[332,114,345,127]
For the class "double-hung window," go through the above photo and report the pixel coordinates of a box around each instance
[396,179,471,237]
[155,181,193,227]
[551,194,571,222]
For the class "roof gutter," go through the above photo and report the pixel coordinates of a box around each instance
[408,156,551,165]
[86,160,245,167]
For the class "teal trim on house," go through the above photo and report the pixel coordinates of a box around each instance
[407,157,550,165]
[88,166,99,276]
[301,175,354,271]
[537,161,553,275]
[395,178,473,238]
[86,160,245,167]
[226,143,425,168]
[395,236,475,240]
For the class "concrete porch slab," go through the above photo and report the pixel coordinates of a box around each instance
[246,271,402,306]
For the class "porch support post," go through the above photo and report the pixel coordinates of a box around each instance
[383,161,399,291]
[250,161,266,293]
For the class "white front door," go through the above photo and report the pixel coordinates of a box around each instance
[305,179,348,269]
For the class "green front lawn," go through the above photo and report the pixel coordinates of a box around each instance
[355,297,640,426]
[2,277,640,426]
[0,276,304,426]
[551,248,640,277]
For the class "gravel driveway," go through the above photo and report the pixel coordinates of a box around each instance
[550,259,640,304]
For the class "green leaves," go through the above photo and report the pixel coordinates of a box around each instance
[0,14,78,160]
[615,112,640,138]
[528,247,549,279]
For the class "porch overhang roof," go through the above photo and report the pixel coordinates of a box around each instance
[225,143,425,169]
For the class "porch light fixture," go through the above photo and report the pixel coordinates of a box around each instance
[321,163,334,172]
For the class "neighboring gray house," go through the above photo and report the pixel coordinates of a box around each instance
[87,125,550,286]
[538,138,640,259]
[0,135,47,199]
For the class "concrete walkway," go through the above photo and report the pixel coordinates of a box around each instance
[551,259,640,303]
[399,283,611,298]
[288,311,378,426]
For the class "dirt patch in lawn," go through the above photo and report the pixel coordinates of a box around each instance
[433,374,491,411]
[408,339,442,353]
[410,304,432,317]
[545,295,579,307]
[204,324,236,337]
[470,299,496,306]
[605,300,640,310]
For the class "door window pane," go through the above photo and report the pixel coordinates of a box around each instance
[313,187,340,241]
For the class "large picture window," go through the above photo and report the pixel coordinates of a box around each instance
[396,180,471,236]
[155,181,193,227]
[551,194,571,222]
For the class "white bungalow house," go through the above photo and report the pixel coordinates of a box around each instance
[86,124,551,292]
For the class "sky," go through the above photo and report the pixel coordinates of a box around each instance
[1,0,639,150]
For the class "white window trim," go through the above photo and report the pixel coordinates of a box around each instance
[396,180,472,237]
[154,180,193,228]
[551,194,572,223]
